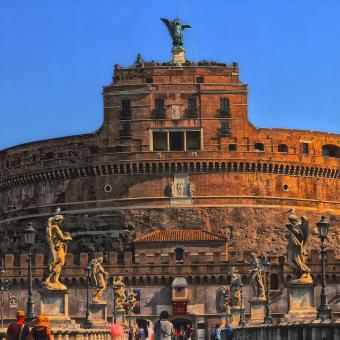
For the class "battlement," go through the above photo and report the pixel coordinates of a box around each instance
[2,250,339,289]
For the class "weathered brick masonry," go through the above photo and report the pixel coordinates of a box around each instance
[0,58,339,258]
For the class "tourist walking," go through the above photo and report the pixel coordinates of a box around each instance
[6,310,30,340]
[27,315,52,340]
[145,321,154,340]
[184,324,193,340]
[225,325,234,340]
[214,324,222,340]
[154,311,174,340]
[209,326,215,340]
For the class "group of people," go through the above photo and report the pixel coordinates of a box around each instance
[7,309,234,340]
[209,324,234,340]
[130,311,233,340]
[6,311,52,340]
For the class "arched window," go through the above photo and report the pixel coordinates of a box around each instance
[322,144,340,158]
[270,273,279,290]
[254,143,264,152]
[175,248,184,262]
[278,144,288,153]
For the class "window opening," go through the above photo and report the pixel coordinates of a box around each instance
[278,144,288,153]
[154,98,165,118]
[121,99,131,118]
[229,144,237,152]
[196,76,204,83]
[120,122,131,138]
[175,248,184,261]
[322,144,340,158]
[302,143,309,155]
[153,132,167,151]
[220,122,230,136]
[186,131,200,150]
[187,98,197,118]
[169,131,184,151]
[254,143,264,152]
[220,98,230,117]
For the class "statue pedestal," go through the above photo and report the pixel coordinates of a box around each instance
[250,299,266,323]
[39,289,78,328]
[172,46,186,65]
[89,303,108,328]
[114,310,126,325]
[230,306,241,327]
[285,283,316,321]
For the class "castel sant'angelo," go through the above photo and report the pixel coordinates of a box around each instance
[0,16,339,327]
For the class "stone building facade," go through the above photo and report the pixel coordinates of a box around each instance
[0,42,339,330]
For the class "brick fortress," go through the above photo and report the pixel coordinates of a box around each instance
[0,21,339,327]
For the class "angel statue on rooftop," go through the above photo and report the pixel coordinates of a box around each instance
[43,208,72,290]
[285,214,312,284]
[160,17,191,48]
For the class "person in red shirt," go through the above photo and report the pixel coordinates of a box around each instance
[6,310,30,340]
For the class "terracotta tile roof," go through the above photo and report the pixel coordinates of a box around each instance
[135,229,227,243]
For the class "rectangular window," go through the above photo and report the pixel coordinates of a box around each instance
[220,122,230,136]
[220,98,230,117]
[187,98,197,117]
[302,143,309,155]
[154,98,165,117]
[152,132,167,151]
[229,143,237,152]
[120,122,131,137]
[169,131,185,151]
[196,76,204,83]
[121,99,131,116]
[186,131,201,150]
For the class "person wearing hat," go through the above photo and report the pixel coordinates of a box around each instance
[6,310,30,340]
[27,315,52,340]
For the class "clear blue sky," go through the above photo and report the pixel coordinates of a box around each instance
[1,0,339,150]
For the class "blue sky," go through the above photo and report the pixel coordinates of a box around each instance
[1,0,340,150]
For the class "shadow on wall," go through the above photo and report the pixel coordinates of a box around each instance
[145,286,172,315]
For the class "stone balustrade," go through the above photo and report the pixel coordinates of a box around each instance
[232,319,340,340]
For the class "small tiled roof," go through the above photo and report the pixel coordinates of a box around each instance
[135,229,227,243]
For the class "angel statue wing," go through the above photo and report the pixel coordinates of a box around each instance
[161,18,174,35]
[300,216,309,246]
[46,217,57,264]
[181,24,192,30]
[90,259,97,286]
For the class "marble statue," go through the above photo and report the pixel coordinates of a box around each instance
[220,285,232,313]
[247,253,266,300]
[285,214,312,284]
[43,208,72,290]
[160,17,191,47]
[113,276,126,312]
[230,269,242,307]
[126,289,137,315]
[90,257,108,303]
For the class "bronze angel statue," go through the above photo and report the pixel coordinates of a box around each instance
[161,17,191,47]
[43,208,72,290]
[285,214,312,284]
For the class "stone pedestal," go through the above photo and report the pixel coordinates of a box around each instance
[286,283,316,321]
[114,310,126,325]
[89,303,108,327]
[231,306,241,327]
[39,289,78,328]
[172,46,186,65]
[250,299,266,323]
